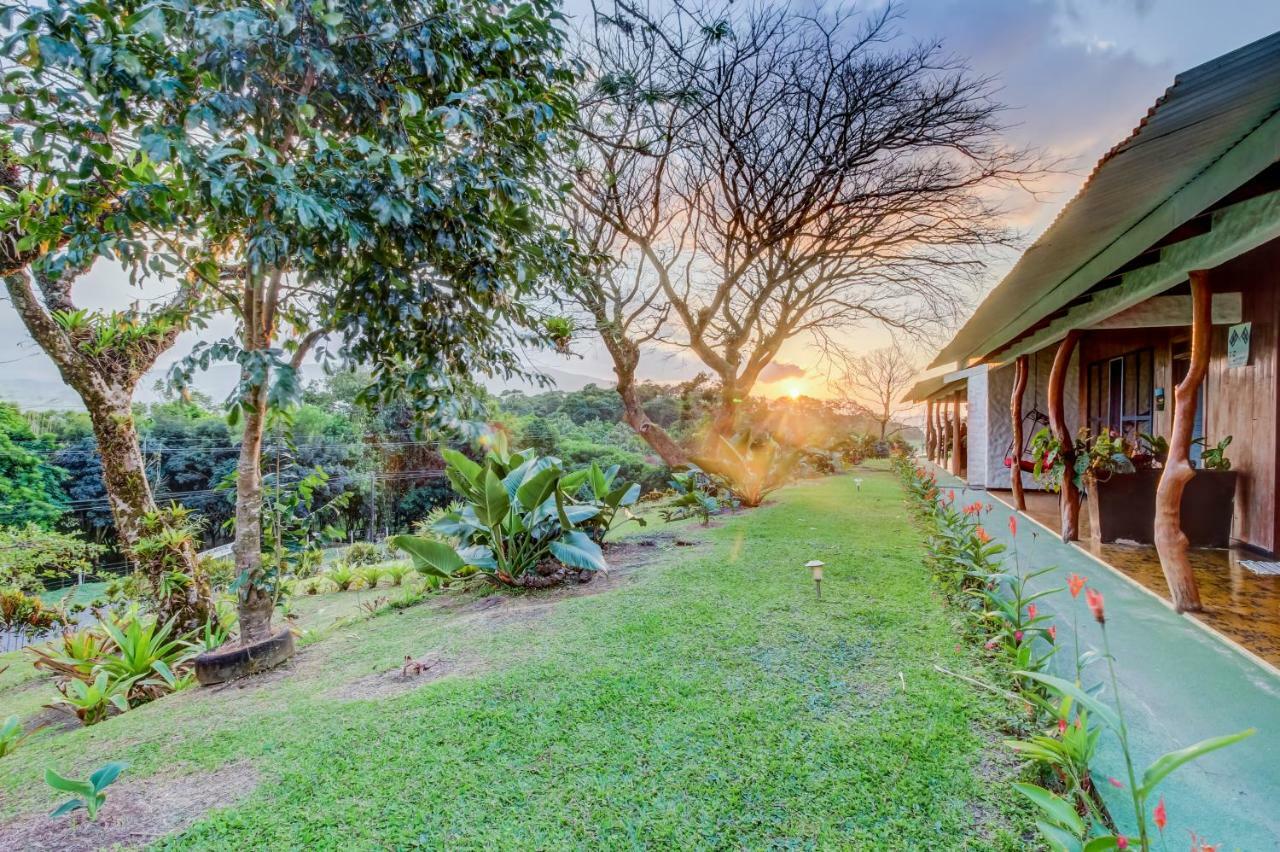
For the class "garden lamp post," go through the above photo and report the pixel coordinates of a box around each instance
[806,559,825,600]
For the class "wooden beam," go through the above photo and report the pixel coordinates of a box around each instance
[950,391,963,478]
[937,398,949,468]
[1154,271,1210,613]
[1087,292,1241,329]
[1049,332,1081,541]
[1010,355,1028,511]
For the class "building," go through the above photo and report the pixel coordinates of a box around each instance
[909,31,1280,619]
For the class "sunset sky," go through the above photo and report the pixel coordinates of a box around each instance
[4,0,1278,409]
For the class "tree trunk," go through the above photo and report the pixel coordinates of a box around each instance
[711,379,740,439]
[1155,271,1210,612]
[4,270,214,631]
[233,376,275,645]
[1048,331,1081,542]
[1010,354,1028,511]
[618,375,690,468]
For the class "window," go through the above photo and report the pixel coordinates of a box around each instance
[1086,347,1153,442]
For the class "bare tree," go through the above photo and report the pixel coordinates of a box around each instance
[568,1,1037,461]
[831,343,917,439]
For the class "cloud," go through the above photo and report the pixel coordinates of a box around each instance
[758,362,806,384]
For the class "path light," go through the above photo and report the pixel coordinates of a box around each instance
[805,559,825,600]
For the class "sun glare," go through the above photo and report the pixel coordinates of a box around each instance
[788,385,801,400]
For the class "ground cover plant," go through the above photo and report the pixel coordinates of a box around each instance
[896,458,1255,850]
[0,473,1034,847]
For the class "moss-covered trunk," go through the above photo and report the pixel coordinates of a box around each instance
[233,376,274,645]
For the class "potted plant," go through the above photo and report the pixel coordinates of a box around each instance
[1180,436,1237,548]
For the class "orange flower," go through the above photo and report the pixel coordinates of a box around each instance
[1153,796,1166,831]
[1087,588,1106,624]
[1067,573,1087,598]
[1008,514,1018,537]
[975,526,992,544]
[1026,603,1037,621]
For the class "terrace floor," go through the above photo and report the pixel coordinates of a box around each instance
[1013,489,1280,669]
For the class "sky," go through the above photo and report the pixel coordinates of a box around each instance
[3,0,1278,410]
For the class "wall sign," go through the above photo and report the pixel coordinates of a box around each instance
[1227,322,1251,368]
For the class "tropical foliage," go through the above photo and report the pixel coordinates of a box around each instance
[393,446,608,587]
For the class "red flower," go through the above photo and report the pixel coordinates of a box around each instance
[947,490,956,504]
[975,526,992,544]
[1014,630,1024,643]
[1008,514,1018,537]
[1087,588,1106,624]
[1067,573,1087,598]
[1108,776,1123,789]
[1115,836,1128,850]
[1047,625,1057,641]
[1153,796,1167,831]
[1057,718,1067,735]
[1026,603,1037,621]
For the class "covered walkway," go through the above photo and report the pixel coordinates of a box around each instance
[931,465,1280,848]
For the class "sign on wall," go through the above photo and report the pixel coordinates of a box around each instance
[1227,322,1251,368]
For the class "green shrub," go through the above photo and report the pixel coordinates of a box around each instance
[358,566,384,590]
[0,715,28,758]
[393,447,606,586]
[47,761,126,820]
[384,563,411,586]
[344,542,384,567]
[327,563,358,591]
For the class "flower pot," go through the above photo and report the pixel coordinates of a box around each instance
[194,627,295,686]
[1086,469,1238,547]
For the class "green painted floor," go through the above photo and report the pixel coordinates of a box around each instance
[932,466,1280,850]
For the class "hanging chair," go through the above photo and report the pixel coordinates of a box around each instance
[1005,408,1050,472]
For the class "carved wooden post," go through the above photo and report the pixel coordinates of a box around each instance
[936,398,948,466]
[1048,331,1081,541]
[925,398,935,461]
[1010,354,1029,511]
[950,391,964,477]
[1155,271,1209,612]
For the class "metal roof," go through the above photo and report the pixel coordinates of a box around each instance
[930,30,1280,369]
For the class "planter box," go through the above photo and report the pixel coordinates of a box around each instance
[1086,469,1238,548]
[195,627,295,685]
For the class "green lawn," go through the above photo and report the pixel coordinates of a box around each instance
[0,471,1031,849]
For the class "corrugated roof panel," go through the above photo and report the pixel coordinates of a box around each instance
[930,30,1280,368]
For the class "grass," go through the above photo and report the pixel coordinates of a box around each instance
[0,470,1031,848]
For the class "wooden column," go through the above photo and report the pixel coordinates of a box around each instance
[1048,331,1081,541]
[950,391,963,477]
[1155,270,1209,613]
[925,399,935,461]
[1010,354,1029,511]
[936,399,947,466]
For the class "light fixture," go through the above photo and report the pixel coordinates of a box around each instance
[805,559,825,599]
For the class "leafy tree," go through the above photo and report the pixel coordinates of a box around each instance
[0,402,67,528]
[150,0,583,645]
[0,3,216,630]
[0,524,103,594]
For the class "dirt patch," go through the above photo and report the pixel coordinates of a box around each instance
[328,537,673,702]
[327,655,488,701]
[0,760,258,851]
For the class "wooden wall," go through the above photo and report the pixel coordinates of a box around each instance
[1206,236,1280,553]
[1068,235,1280,553]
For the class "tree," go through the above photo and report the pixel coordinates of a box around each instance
[0,3,216,633]
[155,0,581,646]
[0,402,67,528]
[831,344,917,439]
[570,1,1036,462]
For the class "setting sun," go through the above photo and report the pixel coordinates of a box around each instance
[788,385,801,400]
